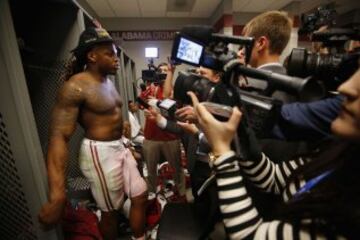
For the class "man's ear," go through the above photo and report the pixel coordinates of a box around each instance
[214,74,221,83]
[87,50,97,63]
[256,36,268,52]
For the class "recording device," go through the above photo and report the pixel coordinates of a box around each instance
[136,96,177,120]
[170,25,322,139]
[286,46,360,91]
[157,98,177,119]
[135,97,150,109]
[173,71,219,105]
[141,58,167,84]
[171,34,205,66]
[202,102,233,118]
[298,6,337,35]
[171,26,254,68]
[287,5,360,91]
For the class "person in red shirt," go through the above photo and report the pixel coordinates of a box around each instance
[140,63,185,196]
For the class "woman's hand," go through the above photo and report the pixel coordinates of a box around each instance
[188,92,242,156]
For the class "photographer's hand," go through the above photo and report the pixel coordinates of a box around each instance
[144,107,162,123]
[176,121,199,135]
[163,61,176,98]
[188,92,242,156]
[175,105,198,123]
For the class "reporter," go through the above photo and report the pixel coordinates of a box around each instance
[189,69,360,239]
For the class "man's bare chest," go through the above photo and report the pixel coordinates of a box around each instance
[82,83,122,114]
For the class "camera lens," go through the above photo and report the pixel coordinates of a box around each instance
[173,71,217,105]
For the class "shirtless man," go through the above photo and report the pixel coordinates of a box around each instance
[38,28,147,240]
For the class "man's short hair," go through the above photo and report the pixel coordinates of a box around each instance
[243,11,292,55]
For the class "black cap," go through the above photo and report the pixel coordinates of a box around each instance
[71,27,114,56]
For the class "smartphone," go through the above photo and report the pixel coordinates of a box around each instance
[202,102,233,119]
[136,97,150,109]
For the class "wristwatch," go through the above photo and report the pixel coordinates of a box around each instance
[208,152,221,167]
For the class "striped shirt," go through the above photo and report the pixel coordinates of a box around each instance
[213,151,346,240]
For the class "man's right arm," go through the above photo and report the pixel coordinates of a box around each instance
[39,79,84,227]
[162,63,175,98]
[272,95,343,141]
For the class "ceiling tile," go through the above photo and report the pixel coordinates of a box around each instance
[86,0,116,17]
[270,0,294,11]
[142,11,166,17]
[108,0,141,17]
[235,0,294,12]
[139,0,167,12]
[166,11,190,17]
[233,0,253,11]
[167,0,196,12]
[192,0,221,12]
[190,11,211,18]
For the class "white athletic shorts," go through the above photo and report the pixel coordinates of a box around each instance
[79,138,147,212]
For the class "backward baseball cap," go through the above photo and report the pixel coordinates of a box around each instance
[71,27,114,56]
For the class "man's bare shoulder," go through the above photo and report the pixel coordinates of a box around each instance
[57,73,93,105]
[67,72,94,87]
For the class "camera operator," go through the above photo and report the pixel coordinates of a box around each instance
[238,11,294,103]
[148,62,230,237]
[237,11,306,160]
[189,68,360,239]
[140,63,185,197]
[175,66,225,122]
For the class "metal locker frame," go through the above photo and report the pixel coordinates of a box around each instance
[114,46,137,121]
[116,47,129,120]
[130,60,138,98]
[125,55,134,100]
[0,1,61,239]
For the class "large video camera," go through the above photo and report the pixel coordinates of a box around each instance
[170,25,321,140]
[298,6,337,35]
[287,7,360,91]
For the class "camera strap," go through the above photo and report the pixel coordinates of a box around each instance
[197,173,216,197]
[292,169,334,201]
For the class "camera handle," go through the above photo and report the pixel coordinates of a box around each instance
[222,59,262,161]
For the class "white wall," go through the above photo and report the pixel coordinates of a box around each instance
[102,17,209,30]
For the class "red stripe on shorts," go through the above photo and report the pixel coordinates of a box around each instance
[89,141,111,211]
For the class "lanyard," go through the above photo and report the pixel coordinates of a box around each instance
[293,170,333,200]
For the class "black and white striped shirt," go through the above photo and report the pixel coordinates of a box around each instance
[213,151,345,240]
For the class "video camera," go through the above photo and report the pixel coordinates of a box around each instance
[298,6,337,35]
[136,96,178,120]
[141,58,167,84]
[287,6,360,91]
[169,25,322,140]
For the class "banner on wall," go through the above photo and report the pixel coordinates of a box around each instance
[109,30,177,42]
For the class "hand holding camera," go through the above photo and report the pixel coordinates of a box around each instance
[188,92,242,156]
